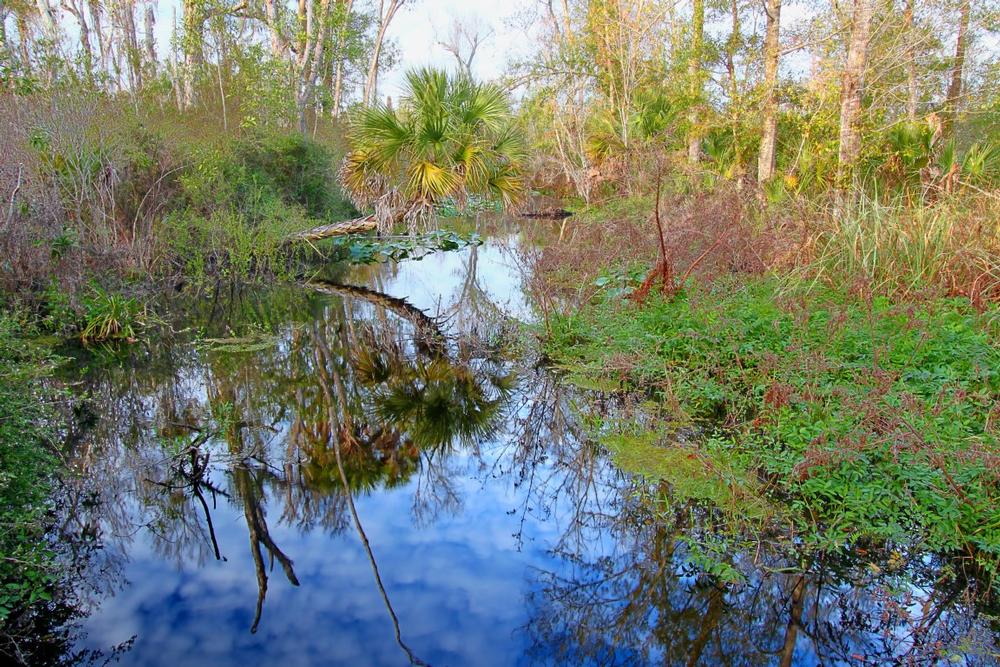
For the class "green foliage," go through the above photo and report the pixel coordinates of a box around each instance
[547,280,1000,568]
[0,317,61,621]
[236,132,354,220]
[165,130,355,280]
[341,68,527,225]
[80,286,146,343]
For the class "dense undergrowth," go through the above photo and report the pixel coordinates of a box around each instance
[538,190,1000,579]
[0,93,357,338]
[0,317,62,634]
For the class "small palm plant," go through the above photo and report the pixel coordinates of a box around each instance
[340,68,526,232]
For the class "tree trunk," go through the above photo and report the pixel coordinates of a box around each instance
[758,0,781,183]
[121,0,144,90]
[943,0,970,134]
[286,215,377,243]
[89,0,108,74]
[144,4,156,75]
[836,0,875,185]
[181,0,205,108]
[364,0,404,106]
[34,0,59,44]
[904,0,917,121]
[16,14,33,74]
[295,0,332,133]
[331,0,354,116]
[724,0,744,179]
[0,10,7,67]
[65,0,95,83]
[364,23,388,106]
[264,0,287,56]
[686,0,704,164]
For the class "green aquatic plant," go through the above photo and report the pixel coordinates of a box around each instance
[329,230,483,264]
[80,288,146,343]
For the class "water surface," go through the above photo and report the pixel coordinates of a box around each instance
[57,221,999,665]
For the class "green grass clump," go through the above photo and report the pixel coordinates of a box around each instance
[0,316,62,621]
[80,286,146,342]
[548,279,1000,568]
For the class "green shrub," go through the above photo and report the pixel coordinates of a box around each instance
[80,286,146,342]
[0,316,61,621]
[547,280,1000,568]
[237,132,354,220]
[163,130,355,281]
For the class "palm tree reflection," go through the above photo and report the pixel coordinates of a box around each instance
[137,277,513,651]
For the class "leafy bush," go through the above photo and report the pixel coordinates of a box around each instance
[237,132,354,220]
[80,287,146,343]
[547,280,1000,569]
[0,317,61,622]
[164,130,355,280]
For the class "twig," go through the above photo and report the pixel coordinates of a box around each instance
[6,164,22,227]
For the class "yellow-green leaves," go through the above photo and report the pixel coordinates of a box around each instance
[339,67,526,223]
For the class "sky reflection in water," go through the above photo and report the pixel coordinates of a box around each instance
[62,224,998,666]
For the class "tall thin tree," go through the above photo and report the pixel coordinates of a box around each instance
[758,0,781,183]
[836,0,875,184]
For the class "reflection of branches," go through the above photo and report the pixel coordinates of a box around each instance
[524,493,998,666]
[234,463,300,634]
[304,279,447,355]
[146,436,228,562]
[314,336,430,666]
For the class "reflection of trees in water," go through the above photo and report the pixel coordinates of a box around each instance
[520,478,999,666]
[59,264,517,649]
[53,236,1000,664]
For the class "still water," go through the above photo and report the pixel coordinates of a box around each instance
[56,221,998,665]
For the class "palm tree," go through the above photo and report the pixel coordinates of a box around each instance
[289,68,526,242]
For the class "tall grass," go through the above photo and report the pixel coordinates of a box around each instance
[1,91,356,319]
[799,193,1000,304]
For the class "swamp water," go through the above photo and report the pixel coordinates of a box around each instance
[49,222,998,665]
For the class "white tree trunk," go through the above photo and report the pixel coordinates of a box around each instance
[757,0,781,183]
[836,0,875,184]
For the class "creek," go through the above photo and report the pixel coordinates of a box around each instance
[51,219,997,666]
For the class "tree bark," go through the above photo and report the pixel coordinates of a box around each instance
[144,3,156,75]
[286,215,378,243]
[331,1,354,116]
[363,0,405,106]
[181,0,206,108]
[295,0,333,133]
[264,0,287,57]
[943,0,970,134]
[16,14,33,75]
[120,0,144,90]
[64,0,95,82]
[758,0,781,183]
[836,0,875,185]
[34,0,60,45]
[686,0,704,164]
[88,0,108,74]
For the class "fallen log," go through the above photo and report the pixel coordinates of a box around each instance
[286,215,378,243]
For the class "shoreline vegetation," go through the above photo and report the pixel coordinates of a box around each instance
[3,0,1000,660]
